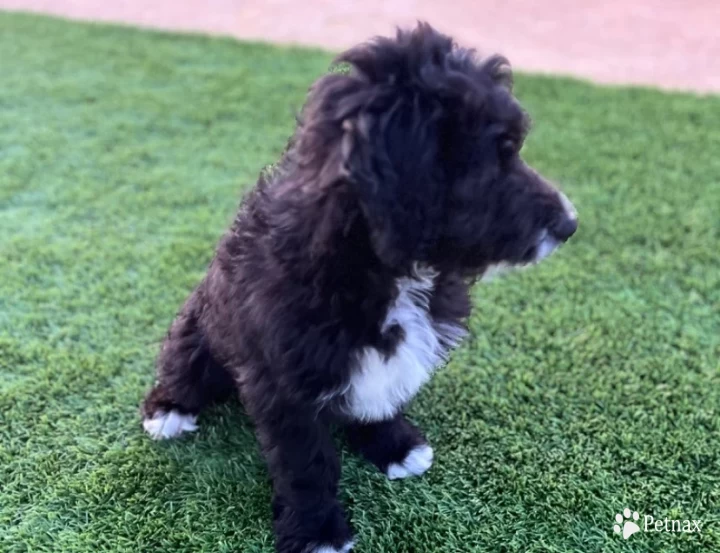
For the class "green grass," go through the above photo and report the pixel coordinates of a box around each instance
[1,11,719,553]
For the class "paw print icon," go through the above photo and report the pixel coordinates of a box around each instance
[614,509,640,539]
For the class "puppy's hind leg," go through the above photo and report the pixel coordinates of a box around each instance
[142,297,234,440]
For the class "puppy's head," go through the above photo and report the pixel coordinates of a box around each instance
[294,23,577,274]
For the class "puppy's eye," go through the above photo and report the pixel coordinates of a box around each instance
[498,139,517,160]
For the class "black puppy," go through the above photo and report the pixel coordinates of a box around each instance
[142,22,577,553]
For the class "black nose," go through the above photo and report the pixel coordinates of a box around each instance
[551,215,578,242]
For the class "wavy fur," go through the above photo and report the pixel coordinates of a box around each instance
[141,22,577,553]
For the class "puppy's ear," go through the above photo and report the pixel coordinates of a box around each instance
[339,98,445,269]
[294,23,458,269]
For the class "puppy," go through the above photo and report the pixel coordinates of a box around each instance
[142,23,577,553]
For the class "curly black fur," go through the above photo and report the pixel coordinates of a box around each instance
[142,22,577,553]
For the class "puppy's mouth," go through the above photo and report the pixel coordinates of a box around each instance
[481,229,564,282]
[523,229,562,264]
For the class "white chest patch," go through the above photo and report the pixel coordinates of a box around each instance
[343,266,466,422]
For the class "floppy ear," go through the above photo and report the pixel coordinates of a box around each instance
[292,22,457,269]
[339,96,445,269]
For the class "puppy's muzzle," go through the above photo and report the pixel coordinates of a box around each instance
[551,191,579,243]
[550,213,578,243]
[534,192,578,262]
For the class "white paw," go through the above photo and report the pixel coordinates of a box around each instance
[142,410,198,440]
[312,540,354,553]
[386,444,434,480]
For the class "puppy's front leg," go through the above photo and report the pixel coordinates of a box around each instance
[346,413,433,480]
[253,404,354,553]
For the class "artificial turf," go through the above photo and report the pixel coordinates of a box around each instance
[1,11,719,553]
